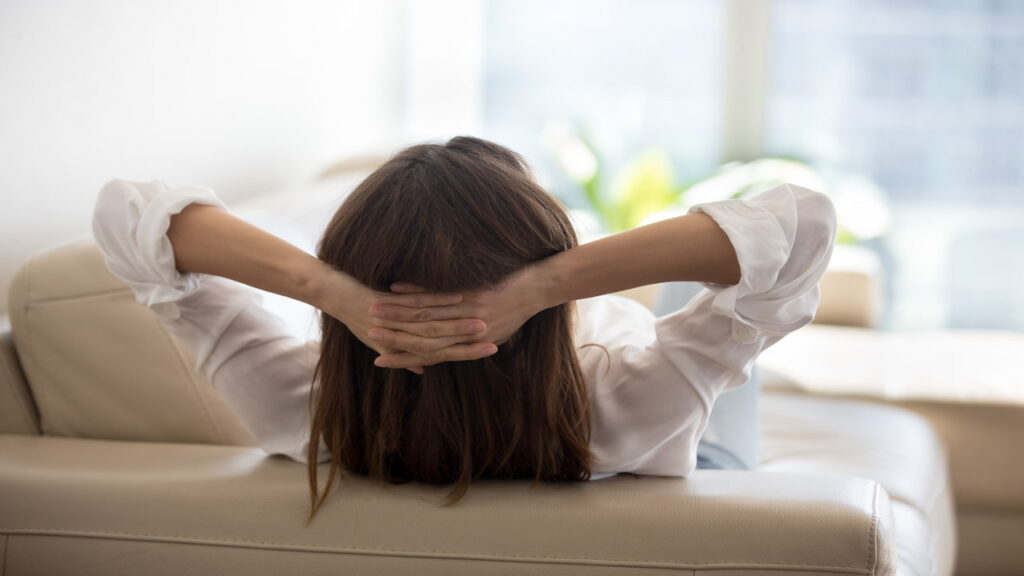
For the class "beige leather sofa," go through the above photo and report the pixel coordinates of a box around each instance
[0,240,958,575]
[759,325,1024,576]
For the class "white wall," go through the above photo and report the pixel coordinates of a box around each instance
[403,0,483,141]
[0,0,407,316]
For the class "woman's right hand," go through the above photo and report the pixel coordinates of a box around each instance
[366,265,553,370]
[315,265,499,374]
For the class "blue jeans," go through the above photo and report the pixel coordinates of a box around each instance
[656,282,760,471]
[694,380,759,470]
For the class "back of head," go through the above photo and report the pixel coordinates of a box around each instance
[307,136,592,520]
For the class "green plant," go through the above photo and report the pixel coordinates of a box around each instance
[544,121,889,244]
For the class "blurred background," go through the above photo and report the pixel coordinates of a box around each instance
[1,0,1022,332]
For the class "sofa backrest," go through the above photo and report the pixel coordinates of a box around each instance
[6,238,256,446]
[0,320,38,435]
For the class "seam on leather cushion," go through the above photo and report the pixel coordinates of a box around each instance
[19,265,49,436]
[1,339,37,433]
[2,527,873,572]
[870,483,879,575]
[21,286,130,306]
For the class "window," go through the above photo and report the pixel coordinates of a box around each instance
[482,0,724,209]
[466,0,1024,330]
[767,0,1024,329]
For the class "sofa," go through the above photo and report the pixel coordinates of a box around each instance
[3,169,986,575]
[0,229,969,575]
[758,324,1024,576]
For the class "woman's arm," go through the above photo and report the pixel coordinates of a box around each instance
[168,204,332,309]
[537,211,740,305]
[368,211,740,367]
[371,184,835,370]
[167,204,497,367]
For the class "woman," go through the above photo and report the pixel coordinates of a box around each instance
[92,136,836,523]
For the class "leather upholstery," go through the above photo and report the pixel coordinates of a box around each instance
[815,267,883,328]
[7,240,256,446]
[759,324,1024,575]
[0,325,38,435]
[0,433,896,575]
[955,512,1024,576]
[760,393,955,576]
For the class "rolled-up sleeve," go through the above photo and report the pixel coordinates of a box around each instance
[92,179,330,464]
[582,183,837,477]
[92,179,228,319]
[686,183,837,343]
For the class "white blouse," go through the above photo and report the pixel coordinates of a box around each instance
[92,179,836,478]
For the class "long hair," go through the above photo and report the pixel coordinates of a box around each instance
[306,136,593,522]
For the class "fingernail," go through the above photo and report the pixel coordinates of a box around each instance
[369,307,384,318]
[368,329,383,340]
[469,321,485,332]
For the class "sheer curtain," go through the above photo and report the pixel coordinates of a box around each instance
[766,0,1024,330]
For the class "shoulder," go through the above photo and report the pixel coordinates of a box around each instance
[574,294,657,349]
[573,294,662,391]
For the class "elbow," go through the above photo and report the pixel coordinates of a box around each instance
[93,179,139,233]
[95,179,135,210]
[92,179,133,249]
[787,184,838,249]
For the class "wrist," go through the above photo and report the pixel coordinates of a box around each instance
[293,257,336,310]
[530,253,575,311]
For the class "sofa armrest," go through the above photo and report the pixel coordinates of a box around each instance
[0,319,39,435]
[758,324,1024,575]
[814,245,885,329]
[0,434,897,575]
[757,325,1024,507]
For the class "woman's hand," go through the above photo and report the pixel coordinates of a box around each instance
[368,265,553,370]
[314,265,499,374]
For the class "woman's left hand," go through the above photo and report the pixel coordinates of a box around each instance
[367,265,550,370]
[316,267,499,374]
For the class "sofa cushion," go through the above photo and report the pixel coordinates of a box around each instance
[757,324,1024,514]
[757,324,1024,575]
[0,433,896,575]
[7,239,255,446]
[760,393,955,576]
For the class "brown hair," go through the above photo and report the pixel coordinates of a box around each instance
[306,136,592,522]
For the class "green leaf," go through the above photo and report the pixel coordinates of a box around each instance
[835,226,858,245]
[607,149,680,231]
